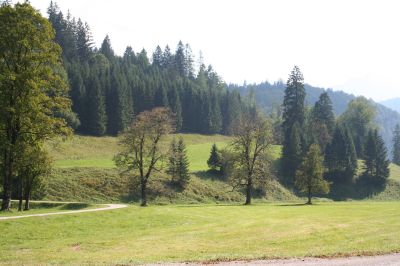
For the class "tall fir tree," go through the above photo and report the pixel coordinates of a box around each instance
[281,66,306,180]
[392,124,400,165]
[309,92,335,150]
[100,35,114,61]
[174,40,186,76]
[152,45,163,67]
[76,19,93,61]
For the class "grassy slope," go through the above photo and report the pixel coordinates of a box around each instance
[1,202,400,264]
[43,134,294,203]
[44,134,400,203]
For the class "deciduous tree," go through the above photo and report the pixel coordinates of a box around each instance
[0,2,72,210]
[228,111,272,205]
[295,144,330,205]
[114,108,174,206]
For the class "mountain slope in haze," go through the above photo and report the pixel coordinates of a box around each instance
[380,98,400,113]
[229,82,400,156]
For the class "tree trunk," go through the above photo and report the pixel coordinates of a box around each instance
[140,180,147,207]
[245,178,252,205]
[1,150,13,211]
[306,187,312,205]
[18,176,23,212]
[24,191,31,211]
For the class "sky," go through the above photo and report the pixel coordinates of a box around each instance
[28,0,400,102]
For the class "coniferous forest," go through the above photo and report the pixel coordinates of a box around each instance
[47,2,246,136]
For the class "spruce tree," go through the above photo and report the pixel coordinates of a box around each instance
[176,137,190,188]
[175,40,186,76]
[281,66,306,180]
[162,45,173,68]
[309,92,335,150]
[100,35,114,61]
[392,124,400,165]
[167,137,190,188]
[76,19,93,61]
[325,125,357,184]
[207,143,222,172]
[152,45,163,67]
[363,129,390,186]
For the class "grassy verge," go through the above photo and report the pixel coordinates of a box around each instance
[1,201,399,264]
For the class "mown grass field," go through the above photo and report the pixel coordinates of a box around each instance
[1,201,400,264]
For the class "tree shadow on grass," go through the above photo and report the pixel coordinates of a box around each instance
[192,170,225,181]
[175,203,245,208]
[275,203,309,207]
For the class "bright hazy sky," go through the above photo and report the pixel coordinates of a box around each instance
[28,0,400,101]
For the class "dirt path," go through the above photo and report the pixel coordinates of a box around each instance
[154,253,400,266]
[0,203,127,220]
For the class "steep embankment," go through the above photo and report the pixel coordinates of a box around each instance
[43,134,296,203]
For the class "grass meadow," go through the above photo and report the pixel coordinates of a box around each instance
[1,201,400,264]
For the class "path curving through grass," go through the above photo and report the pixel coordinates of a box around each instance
[0,202,127,220]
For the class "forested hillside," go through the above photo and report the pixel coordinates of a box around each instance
[381,97,400,113]
[47,3,246,136]
[229,82,400,155]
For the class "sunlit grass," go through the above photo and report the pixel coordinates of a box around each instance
[1,201,399,264]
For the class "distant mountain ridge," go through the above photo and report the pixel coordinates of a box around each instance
[228,82,400,157]
[380,98,400,113]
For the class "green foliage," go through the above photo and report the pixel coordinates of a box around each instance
[363,129,390,186]
[167,137,190,188]
[295,144,330,204]
[0,2,72,210]
[392,124,400,165]
[340,96,377,158]
[207,143,222,172]
[281,66,306,180]
[325,125,358,183]
[308,92,335,150]
[228,111,273,204]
